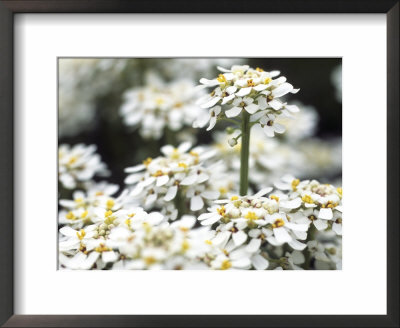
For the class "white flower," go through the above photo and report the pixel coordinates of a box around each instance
[124,142,222,213]
[225,97,258,118]
[120,77,207,139]
[260,114,286,137]
[58,144,109,189]
[196,65,300,136]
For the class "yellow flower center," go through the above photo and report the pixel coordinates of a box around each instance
[205,240,212,245]
[144,256,157,266]
[66,211,76,220]
[178,162,188,169]
[264,77,272,84]
[321,201,338,209]
[291,179,300,191]
[95,243,111,253]
[270,195,280,202]
[245,211,258,220]
[80,210,88,218]
[217,74,227,83]
[247,79,255,87]
[68,156,78,165]
[217,206,226,216]
[221,260,232,270]
[256,67,264,72]
[106,199,115,209]
[76,229,86,240]
[302,194,314,204]
[143,157,152,166]
[181,239,190,252]
[153,170,165,177]
[230,195,239,201]
[171,149,180,160]
[272,218,285,228]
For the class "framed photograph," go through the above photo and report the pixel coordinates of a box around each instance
[0,1,398,327]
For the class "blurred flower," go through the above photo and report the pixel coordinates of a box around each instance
[120,74,207,139]
[58,144,109,189]
[331,64,342,102]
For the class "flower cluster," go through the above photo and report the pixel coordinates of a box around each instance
[120,76,206,139]
[58,144,109,189]
[196,178,342,270]
[124,142,224,216]
[59,188,213,269]
[194,65,299,137]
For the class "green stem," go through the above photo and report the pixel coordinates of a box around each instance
[239,111,251,196]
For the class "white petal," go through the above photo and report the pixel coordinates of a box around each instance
[225,106,242,118]
[102,251,118,263]
[147,212,164,225]
[253,84,268,91]
[164,185,178,201]
[125,164,145,173]
[288,239,307,251]
[332,222,342,235]
[236,87,252,97]
[212,231,231,245]
[251,254,269,270]
[201,215,222,226]
[268,99,283,110]
[180,174,198,186]
[273,227,292,243]
[280,198,301,209]
[318,208,333,220]
[257,97,267,110]
[221,94,235,105]
[206,117,217,131]
[274,123,286,134]
[313,218,328,231]
[59,226,78,237]
[263,125,275,137]
[232,257,251,269]
[285,104,300,113]
[226,86,237,94]
[201,190,220,200]
[252,187,272,198]
[217,66,230,72]
[156,175,169,187]
[244,103,259,114]
[199,78,219,86]
[286,223,309,232]
[272,83,293,97]
[246,238,262,253]
[178,141,192,153]
[124,173,142,185]
[197,212,216,221]
[145,193,157,207]
[232,230,247,246]
[200,96,221,109]
[190,195,204,211]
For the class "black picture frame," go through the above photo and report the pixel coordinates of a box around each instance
[0,1,398,327]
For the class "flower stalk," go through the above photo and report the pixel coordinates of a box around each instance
[239,111,251,195]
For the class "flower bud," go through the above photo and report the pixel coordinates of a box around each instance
[226,127,235,134]
[228,138,238,147]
